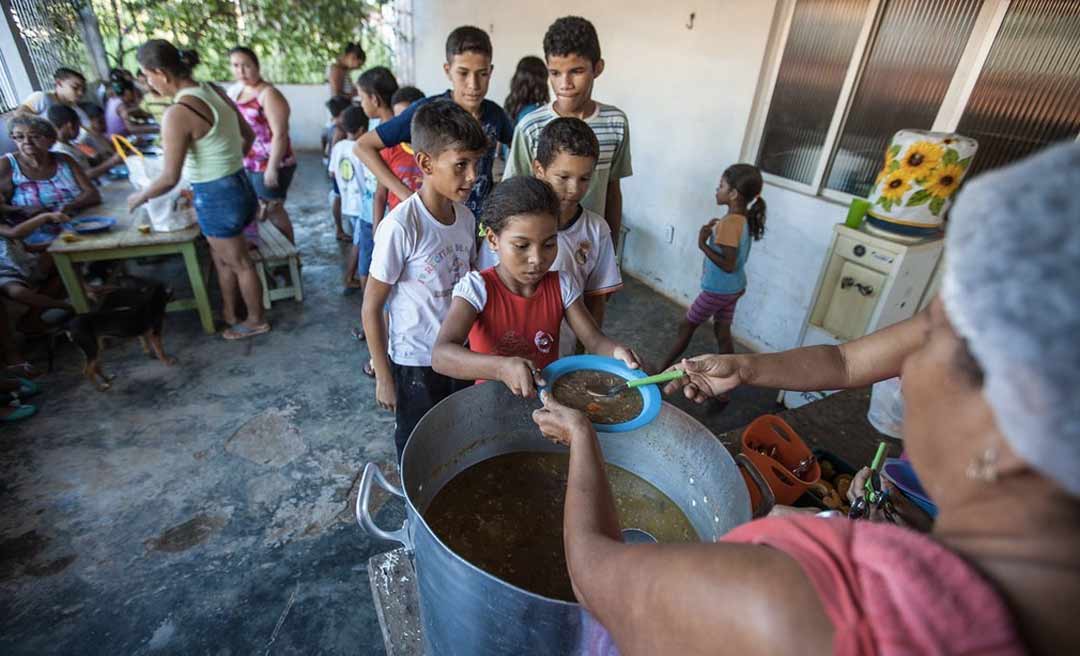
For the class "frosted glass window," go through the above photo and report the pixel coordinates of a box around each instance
[957,0,1080,178]
[756,0,870,184]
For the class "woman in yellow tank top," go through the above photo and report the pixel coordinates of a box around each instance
[127,40,270,340]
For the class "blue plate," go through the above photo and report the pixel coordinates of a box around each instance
[68,217,117,234]
[540,354,660,433]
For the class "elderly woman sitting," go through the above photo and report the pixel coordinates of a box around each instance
[0,115,100,249]
[533,142,1080,656]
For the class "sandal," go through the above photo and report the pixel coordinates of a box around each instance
[16,378,41,398]
[363,359,376,378]
[351,326,366,342]
[2,400,37,422]
[223,323,272,341]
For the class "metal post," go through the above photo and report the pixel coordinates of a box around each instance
[77,2,110,81]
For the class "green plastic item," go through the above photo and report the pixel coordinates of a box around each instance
[586,369,686,397]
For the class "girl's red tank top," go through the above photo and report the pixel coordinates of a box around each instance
[468,267,565,371]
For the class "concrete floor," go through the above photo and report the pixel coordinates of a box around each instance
[0,153,778,655]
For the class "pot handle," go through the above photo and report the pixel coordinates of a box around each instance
[356,463,412,550]
[736,453,776,519]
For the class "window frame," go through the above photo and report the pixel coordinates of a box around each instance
[743,0,1017,204]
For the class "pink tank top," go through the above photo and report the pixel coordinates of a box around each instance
[234,87,296,173]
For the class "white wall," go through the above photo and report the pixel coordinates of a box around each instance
[408,0,851,351]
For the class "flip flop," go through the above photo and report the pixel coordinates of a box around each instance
[363,359,376,378]
[1,403,37,422]
[223,323,272,341]
[16,378,41,398]
[351,326,366,342]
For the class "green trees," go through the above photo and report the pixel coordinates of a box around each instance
[91,0,392,83]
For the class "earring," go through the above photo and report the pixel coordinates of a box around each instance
[966,446,998,482]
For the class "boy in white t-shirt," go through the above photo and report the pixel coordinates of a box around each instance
[329,107,371,290]
[362,100,489,460]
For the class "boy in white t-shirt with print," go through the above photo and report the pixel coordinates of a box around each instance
[362,100,489,461]
[329,107,371,290]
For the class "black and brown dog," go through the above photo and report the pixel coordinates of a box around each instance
[66,277,176,391]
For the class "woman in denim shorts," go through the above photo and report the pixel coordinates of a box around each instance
[128,40,269,340]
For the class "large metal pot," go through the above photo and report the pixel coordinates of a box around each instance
[358,382,768,655]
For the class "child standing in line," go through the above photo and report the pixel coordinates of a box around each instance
[326,95,354,242]
[504,16,632,240]
[330,107,371,291]
[354,26,514,217]
[362,101,488,461]
[433,176,639,399]
[657,164,767,381]
[372,86,427,228]
[355,67,400,230]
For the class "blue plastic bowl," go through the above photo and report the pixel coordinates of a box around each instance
[69,217,116,234]
[540,354,660,433]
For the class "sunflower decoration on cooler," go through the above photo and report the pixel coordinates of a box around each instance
[866,130,978,237]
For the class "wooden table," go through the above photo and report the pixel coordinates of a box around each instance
[47,180,215,334]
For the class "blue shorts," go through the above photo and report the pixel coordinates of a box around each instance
[247,164,296,201]
[349,215,374,276]
[192,169,257,239]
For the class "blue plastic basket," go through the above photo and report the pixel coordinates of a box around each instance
[540,355,661,433]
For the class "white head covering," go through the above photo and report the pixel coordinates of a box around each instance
[941,141,1080,496]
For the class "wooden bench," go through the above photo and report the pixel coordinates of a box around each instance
[249,221,303,309]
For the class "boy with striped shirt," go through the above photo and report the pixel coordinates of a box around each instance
[504,15,632,241]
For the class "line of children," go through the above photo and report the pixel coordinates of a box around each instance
[504,16,633,240]
[477,117,623,348]
[432,175,638,398]
[354,26,514,217]
[349,19,764,462]
[361,100,489,460]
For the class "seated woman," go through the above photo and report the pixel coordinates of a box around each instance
[0,116,100,249]
[532,143,1080,656]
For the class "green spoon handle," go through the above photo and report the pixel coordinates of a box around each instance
[625,369,686,389]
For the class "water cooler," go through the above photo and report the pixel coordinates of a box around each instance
[782,223,943,409]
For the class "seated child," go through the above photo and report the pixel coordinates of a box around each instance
[328,107,371,290]
[361,100,489,461]
[657,164,767,380]
[372,86,426,227]
[75,104,119,167]
[325,95,355,242]
[432,176,639,399]
[0,211,72,333]
[47,105,118,180]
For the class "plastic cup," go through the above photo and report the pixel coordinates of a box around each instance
[845,198,871,228]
